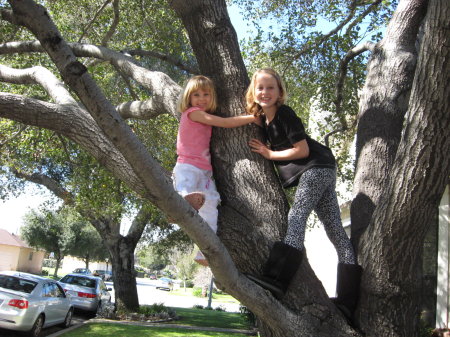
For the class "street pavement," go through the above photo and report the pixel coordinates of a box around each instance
[109,278,241,312]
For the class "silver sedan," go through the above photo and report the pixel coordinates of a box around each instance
[0,270,73,337]
[59,274,111,313]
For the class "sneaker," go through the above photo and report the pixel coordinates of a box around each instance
[194,251,209,267]
[184,192,205,210]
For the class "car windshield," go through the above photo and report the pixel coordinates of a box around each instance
[60,275,96,288]
[0,275,37,293]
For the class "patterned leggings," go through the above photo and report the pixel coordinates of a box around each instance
[284,167,356,264]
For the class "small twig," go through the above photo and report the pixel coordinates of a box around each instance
[0,124,27,148]
[324,127,346,148]
[78,0,113,43]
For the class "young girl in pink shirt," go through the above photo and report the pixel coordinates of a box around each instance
[173,75,256,265]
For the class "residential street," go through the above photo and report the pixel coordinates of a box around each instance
[113,278,241,312]
[0,278,240,337]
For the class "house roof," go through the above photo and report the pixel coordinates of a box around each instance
[0,229,31,248]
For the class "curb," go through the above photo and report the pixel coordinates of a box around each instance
[48,318,257,336]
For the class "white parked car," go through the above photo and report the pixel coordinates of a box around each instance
[0,270,73,337]
[59,274,111,313]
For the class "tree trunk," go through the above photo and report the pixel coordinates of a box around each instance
[105,236,139,312]
[357,0,450,335]
[170,1,358,336]
[350,0,428,252]
[54,255,62,278]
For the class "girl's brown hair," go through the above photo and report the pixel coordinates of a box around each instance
[245,68,287,117]
[177,75,218,113]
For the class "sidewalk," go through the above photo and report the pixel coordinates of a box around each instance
[48,318,258,336]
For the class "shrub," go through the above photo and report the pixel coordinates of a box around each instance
[214,305,226,311]
[192,287,203,297]
[139,303,168,316]
[239,305,256,327]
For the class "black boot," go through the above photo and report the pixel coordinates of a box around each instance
[332,263,363,324]
[247,241,303,300]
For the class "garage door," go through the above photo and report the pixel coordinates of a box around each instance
[0,252,15,270]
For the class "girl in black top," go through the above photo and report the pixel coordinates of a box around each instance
[246,68,361,324]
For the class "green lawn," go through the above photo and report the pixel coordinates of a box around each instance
[171,288,240,304]
[61,306,253,337]
[62,324,250,337]
[166,307,249,329]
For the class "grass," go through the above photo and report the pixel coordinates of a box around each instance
[61,306,253,337]
[166,307,250,329]
[61,324,250,337]
[171,288,239,304]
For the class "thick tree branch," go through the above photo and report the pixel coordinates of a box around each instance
[0,93,147,197]
[125,49,199,74]
[0,64,77,105]
[0,41,181,117]
[11,169,71,203]
[127,205,153,245]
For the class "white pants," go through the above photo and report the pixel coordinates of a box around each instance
[172,163,221,233]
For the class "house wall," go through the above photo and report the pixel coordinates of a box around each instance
[436,185,450,328]
[58,256,111,275]
[0,245,20,271]
[17,248,45,274]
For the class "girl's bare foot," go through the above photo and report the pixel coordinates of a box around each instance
[194,251,209,267]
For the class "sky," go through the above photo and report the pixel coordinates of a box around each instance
[0,186,54,235]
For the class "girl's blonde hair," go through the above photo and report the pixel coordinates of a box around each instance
[245,68,287,117]
[177,75,218,113]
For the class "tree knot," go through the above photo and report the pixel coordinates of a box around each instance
[66,61,87,77]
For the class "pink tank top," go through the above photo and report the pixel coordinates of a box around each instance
[176,106,212,171]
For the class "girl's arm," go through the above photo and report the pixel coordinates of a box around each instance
[249,138,309,161]
[189,110,257,128]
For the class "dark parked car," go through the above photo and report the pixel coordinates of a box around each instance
[72,268,91,275]
[0,270,73,337]
[59,274,111,313]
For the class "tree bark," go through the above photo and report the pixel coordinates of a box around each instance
[350,0,428,252]
[170,1,357,336]
[357,0,450,335]
[106,235,140,312]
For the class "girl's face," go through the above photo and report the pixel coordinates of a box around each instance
[254,73,281,114]
[189,88,212,111]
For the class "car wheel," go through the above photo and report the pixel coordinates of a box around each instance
[61,308,73,328]
[29,314,44,337]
